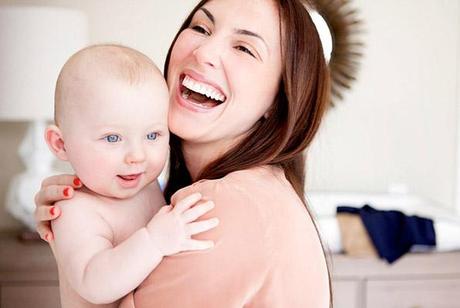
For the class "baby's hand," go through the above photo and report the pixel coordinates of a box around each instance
[146,193,218,256]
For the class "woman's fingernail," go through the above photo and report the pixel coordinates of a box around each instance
[63,187,70,197]
[50,207,55,216]
[73,177,81,186]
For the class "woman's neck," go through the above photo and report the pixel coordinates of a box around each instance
[182,139,231,181]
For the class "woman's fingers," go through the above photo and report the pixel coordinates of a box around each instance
[36,221,52,241]
[34,204,60,242]
[172,192,202,214]
[34,185,74,207]
[40,174,82,188]
[33,174,80,243]
[182,239,215,251]
[182,200,214,223]
[186,217,219,236]
[34,204,61,222]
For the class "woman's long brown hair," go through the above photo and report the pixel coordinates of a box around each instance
[163,0,332,306]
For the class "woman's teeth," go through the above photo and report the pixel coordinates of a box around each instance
[182,88,191,99]
[182,75,226,102]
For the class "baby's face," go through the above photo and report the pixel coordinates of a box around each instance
[60,75,169,199]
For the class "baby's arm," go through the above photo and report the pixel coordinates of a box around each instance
[52,192,218,305]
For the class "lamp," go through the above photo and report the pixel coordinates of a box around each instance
[0,6,88,230]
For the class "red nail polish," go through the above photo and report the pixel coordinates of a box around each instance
[63,187,70,197]
[73,178,81,186]
[50,207,55,216]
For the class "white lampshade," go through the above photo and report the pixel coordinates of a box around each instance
[0,6,89,121]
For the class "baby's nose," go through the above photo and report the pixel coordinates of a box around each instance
[125,147,146,164]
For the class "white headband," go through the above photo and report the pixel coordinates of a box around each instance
[309,11,333,63]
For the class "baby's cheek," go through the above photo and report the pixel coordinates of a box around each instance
[147,146,169,178]
[70,151,115,193]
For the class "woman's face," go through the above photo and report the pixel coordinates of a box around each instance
[167,0,282,147]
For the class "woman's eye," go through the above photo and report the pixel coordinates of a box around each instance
[147,132,158,141]
[105,134,121,143]
[191,25,209,35]
[235,45,256,58]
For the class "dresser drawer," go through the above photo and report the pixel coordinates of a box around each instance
[332,280,362,308]
[1,284,60,308]
[366,278,460,308]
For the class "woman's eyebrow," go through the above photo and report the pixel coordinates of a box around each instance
[199,7,214,24]
[235,29,268,51]
[199,7,268,53]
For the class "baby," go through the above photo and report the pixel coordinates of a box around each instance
[45,44,218,307]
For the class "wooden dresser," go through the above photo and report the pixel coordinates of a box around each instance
[332,252,460,308]
[0,232,60,308]
[1,232,459,308]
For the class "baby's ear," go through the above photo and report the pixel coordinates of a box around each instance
[45,125,68,161]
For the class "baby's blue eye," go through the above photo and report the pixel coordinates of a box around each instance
[147,132,158,140]
[105,134,120,143]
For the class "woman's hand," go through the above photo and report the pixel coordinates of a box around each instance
[146,192,219,256]
[34,174,82,242]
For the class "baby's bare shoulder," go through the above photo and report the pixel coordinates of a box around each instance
[52,191,114,242]
[54,190,108,218]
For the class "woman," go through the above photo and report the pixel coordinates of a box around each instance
[35,0,331,306]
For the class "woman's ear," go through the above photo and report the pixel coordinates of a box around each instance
[45,125,68,161]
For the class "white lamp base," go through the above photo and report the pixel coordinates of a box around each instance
[6,120,57,231]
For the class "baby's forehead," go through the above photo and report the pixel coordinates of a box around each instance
[56,44,168,125]
[66,46,164,85]
[60,77,169,132]
[69,74,168,110]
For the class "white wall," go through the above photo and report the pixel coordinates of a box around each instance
[0,0,199,68]
[0,0,199,230]
[307,0,460,213]
[0,0,459,231]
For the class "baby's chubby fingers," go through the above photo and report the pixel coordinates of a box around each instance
[182,200,215,223]
[186,217,219,236]
[182,239,215,251]
[157,205,172,214]
[172,192,202,214]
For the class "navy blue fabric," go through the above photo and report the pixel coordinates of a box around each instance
[337,205,436,263]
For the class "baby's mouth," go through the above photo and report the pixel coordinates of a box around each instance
[180,74,226,108]
[117,173,142,181]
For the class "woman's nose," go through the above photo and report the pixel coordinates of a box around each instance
[192,38,222,69]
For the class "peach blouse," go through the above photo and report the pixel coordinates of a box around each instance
[121,166,329,308]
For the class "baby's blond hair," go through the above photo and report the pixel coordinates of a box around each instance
[54,44,163,125]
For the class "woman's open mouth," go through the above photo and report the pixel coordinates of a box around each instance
[179,74,226,109]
